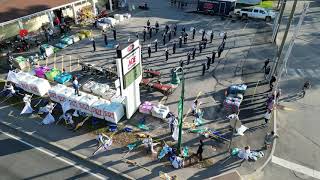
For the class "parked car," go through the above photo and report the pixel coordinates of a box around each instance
[235,7,276,21]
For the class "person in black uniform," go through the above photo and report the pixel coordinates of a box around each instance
[202,63,206,76]
[222,41,226,49]
[192,47,196,59]
[155,21,159,34]
[184,33,188,44]
[196,140,204,161]
[148,45,151,58]
[203,37,207,49]
[165,48,169,61]
[187,52,191,65]
[218,45,223,58]
[163,33,166,45]
[179,36,182,48]
[223,32,227,41]
[147,19,150,29]
[211,51,216,64]
[172,42,176,54]
[149,28,152,38]
[180,59,184,68]
[192,28,196,39]
[210,31,213,43]
[206,56,211,70]
[92,38,96,52]
[113,28,117,40]
[169,31,172,41]
[103,31,108,45]
[165,24,169,34]
[202,30,205,40]
[199,42,203,53]
[143,29,147,42]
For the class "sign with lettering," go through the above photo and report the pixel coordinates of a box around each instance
[121,40,140,58]
[122,49,140,75]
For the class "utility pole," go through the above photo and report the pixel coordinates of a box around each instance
[275,3,309,90]
[272,0,298,76]
[176,67,185,152]
[272,0,287,43]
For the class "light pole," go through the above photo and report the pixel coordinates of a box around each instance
[173,67,185,152]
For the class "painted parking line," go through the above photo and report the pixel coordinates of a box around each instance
[272,156,320,179]
[0,130,106,180]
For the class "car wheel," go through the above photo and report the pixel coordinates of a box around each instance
[265,16,271,22]
[242,14,248,19]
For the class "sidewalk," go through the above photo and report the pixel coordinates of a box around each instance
[0,0,278,179]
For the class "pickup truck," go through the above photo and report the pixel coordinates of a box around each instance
[236,7,276,21]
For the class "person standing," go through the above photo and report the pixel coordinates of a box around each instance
[169,114,177,133]
[155,21,159,34]
[179,36,182,48]
[148,45,151,58]
[165,24,169,34]
[223,32,227,41]
[113,28,117,40]
[172,42,176,54]
[202,30,206,40]
[192,47,196,60]
[210,31,214,43]
[92,38,96,52]
[143,29,147,42]
[147,19,150,29]
[184,33,188,44]
[203,38,207,49]
[264,109,272,125]
[165,48,169,61]
[163,33,166,45]
[202,63,206,76]
[173,24,177,36]
[72,76,81,96]
[154,39,158,52]
[199,43,203,53]
[211,51,216,64]
[187,52,191,65]
[192,28,196,39]
[103,31,108,45]
[206,56,211,70]
[196,140,204,161]
[179,59,184,68]
[301,80,311,98]
[269,75,277,91]
[218,46,223,58]
[262,59,270,71]
[149,28,152,38]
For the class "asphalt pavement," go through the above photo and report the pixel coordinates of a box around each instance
[258,1,320,180]
[0,123,124,180]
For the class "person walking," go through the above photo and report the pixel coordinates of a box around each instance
[269,75,276,91]
[203,38,207,49]
[206,56,211,70]
[192,28,196,39]
[154,39,158,52]
[211,51,216,64]
[172,42,176,54]
[187,52,191,65]
[218,45,223,58]
[301,80,311,98]
[192,47,196,60]
[196,140,204,161]
[210,31,214,43]
[165,48,169,61]
[113,28,117,40]
[179,36,182,48]
[148,45,151,58]
[155,21,159,34]
[223,32,227,41]
[92,38,96,52]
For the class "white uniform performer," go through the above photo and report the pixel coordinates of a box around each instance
[20,94,33,114]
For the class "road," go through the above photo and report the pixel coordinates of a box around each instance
[259,1,320,180]
[0,123,124,180]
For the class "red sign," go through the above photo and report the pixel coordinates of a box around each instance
[128,56,136,69]
[104,111,115,120]
[203,3,214,10]
[127,44,134,53]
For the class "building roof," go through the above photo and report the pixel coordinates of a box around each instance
[0,0,81,24]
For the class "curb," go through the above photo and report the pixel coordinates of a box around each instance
[245,109,277,178]
[0,120,135,180]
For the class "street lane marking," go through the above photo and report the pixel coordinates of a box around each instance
[272,156,320,179]
[0,130,106,180]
